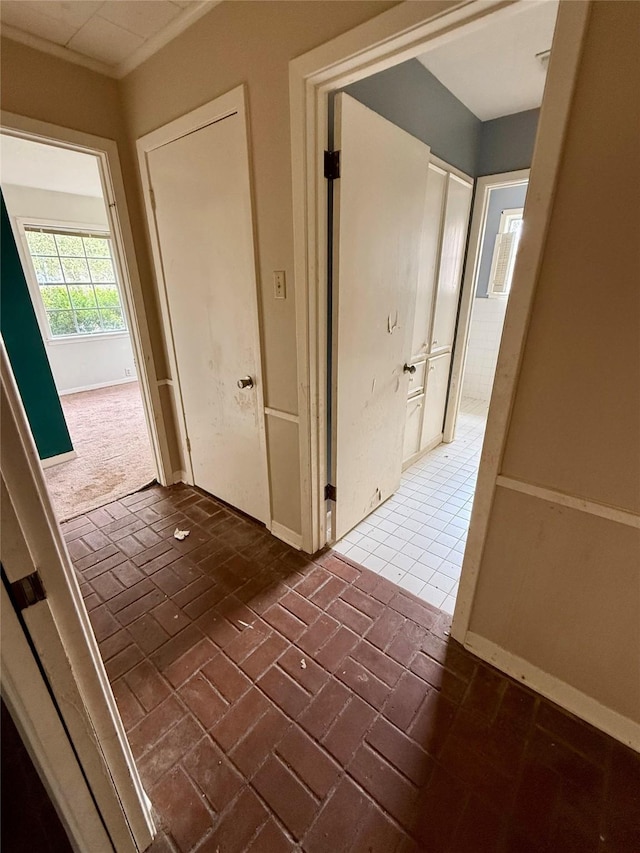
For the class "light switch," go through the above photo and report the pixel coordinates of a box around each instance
[274,270,286,299]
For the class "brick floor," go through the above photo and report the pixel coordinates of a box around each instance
[65,484,640,853]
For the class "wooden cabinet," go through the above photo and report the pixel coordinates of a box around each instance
[403,159,472,469]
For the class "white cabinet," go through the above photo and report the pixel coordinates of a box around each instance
[402,160,473,469]
[421,353,452,448]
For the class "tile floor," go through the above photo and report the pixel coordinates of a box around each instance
[64,484,640,853]
[335,398,489,614]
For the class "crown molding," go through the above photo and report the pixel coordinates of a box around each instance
[1,1,222,81]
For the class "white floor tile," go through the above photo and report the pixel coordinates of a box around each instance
[333,398,489,615]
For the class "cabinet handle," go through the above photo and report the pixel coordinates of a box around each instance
[403,363,416,375]
[432,340,439,346]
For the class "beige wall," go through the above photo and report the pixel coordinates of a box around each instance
[469,0,640,727]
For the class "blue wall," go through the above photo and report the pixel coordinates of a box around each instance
[1,193,73,460]
[476,183,528,297]
[478,109,540,177]
[341,59,539,178]
[342,60,481,177]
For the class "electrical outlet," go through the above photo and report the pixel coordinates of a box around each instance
[125,368,132,376]
[274,270,286,299]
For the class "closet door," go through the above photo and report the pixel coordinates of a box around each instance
[430,174,473,354]
[422,352,452,448]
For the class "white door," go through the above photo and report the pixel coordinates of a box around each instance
[422,352,452,447]
[146,108,269,524]
[332,94,431,540]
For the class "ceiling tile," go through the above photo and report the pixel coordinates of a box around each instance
[0,1,77,46]
[67,16,144,66]
[24,1,104,30]
[98,1,181,39]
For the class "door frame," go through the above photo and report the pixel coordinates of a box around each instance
[136,85,270,521]
[0,111,172,486]
[443,168,530,443]
[289,0,591,637]
[1,339,155,851]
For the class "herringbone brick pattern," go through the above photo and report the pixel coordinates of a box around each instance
[64,484,639,852]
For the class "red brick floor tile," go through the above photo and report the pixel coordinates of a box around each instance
[276,726,340,798]
[150,766,213,852]
[196,786,268,853]
[66,485,638,853]
[178,672,228,730]
[253,753,318,841]
[322,696,376,765]
[183,736,244,813]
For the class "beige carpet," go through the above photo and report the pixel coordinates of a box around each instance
[45,381,155,521]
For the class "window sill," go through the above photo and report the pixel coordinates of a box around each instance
[46,331,129,346]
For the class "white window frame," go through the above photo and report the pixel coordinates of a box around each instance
[487,206,524,298]
[15,216,130,345]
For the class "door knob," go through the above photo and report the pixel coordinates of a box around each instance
[237,376,254,389]
[403,364,416,375]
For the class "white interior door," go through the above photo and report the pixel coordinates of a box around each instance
[332,93,431,540]
[147,109,269,524]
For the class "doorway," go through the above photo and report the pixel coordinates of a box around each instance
[1,133,158,520]
[319,2,555,615]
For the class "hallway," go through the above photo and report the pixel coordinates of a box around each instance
[65,484,639,853]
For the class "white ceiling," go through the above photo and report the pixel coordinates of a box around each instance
[418,0,559,121]
[1,135,104,197]
[0,0,218,78]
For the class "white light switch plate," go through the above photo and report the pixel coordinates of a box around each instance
[274,270,286,299]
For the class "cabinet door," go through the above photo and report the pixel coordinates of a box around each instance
[421,353,452,448]
[403,393,425,464]
[430,175,473,353]
[410,164,447,359]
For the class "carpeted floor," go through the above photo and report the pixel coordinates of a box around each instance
[45,381,155,521]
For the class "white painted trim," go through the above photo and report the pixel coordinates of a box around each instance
[59,376,138,396]
[443,169,529,443]
[465,632,640,752]
[136,85,271,524]
[0,112,172,487]
[451,1,592,643]
[1,28,116,78]
[40,450,77,468]
[270,521,303,550]
[264,407,300,424]
[1,585,113,853]
[496,476,640,529]
[289,0,530,555]
[1,340,155,850]
[2,3,220,81]
[116,1,220,78]
[172,469,188,484]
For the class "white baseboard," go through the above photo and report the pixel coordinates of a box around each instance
[41,450,77,469]
[465,631,640,752]
[59,377,137,396]
[270,521,302,550]
[172,470,188,484]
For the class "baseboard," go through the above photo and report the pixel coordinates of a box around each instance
[59,377,137,396]
[464,631,640,752]
[270,521,302,550]
[41,450,77,469]
[172,470,188,484]
[402,434,442,471]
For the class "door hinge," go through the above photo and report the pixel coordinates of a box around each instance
[149,187,156,210]
[324,483,337,502]
[11,571,47,611]
[186,436,192,453]
[324,150,340,181]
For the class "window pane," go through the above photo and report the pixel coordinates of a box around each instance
[26,231,57,255]
[48,311,77,336]
[55,234,84,257]
[68,285,97,309]
[74,309,102,334]
[100,308,126,331]
[83,237,111,258]
[40,285,71,310]
[94,284,121,309]
[32,256,63,283]
[61,256,91,283]
[88,257,115,283]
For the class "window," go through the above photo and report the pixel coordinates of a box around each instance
[487,208,524,297]
[24,227,127,337]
